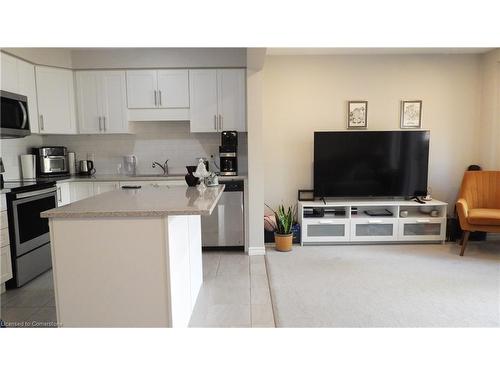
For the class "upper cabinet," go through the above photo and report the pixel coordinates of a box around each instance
[126,69,190,122]
[76,70,128,134]
[35,66,77,134]
[1,52,40,133]
[189,69,246,133]
[1,53,19,93]
[17,60,40,133]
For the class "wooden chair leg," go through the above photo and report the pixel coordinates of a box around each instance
[460,231,470,256]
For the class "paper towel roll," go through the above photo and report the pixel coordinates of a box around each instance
[21,154,36,180]
[68,152,76,175]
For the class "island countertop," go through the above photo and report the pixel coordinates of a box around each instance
[41,185,225,218]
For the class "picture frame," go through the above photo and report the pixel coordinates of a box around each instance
[347,101,368,129]
[298,189,315,201]
[400,100,422,129]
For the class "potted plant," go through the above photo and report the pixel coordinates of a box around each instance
[265,204,295,252]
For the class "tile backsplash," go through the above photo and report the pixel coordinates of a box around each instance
[0,134,43,180]
[36,122,246,176]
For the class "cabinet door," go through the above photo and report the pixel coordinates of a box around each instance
[157,69,189,108]
[76,71,101,134]
[1,244,13,284]
[189,69,218,133]
[36,66,77,134]
[1,52,18,92]
[302,219,350,243]
[56,182,71,206]
[101,71,128,133]
[93,182,120,195]
[126,70,157,108]
[70,182,94,202]
[217,69,246,132]
[17,59,39,133]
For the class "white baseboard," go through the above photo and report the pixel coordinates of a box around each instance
[487,233,500,240]
[248,246,266,256]
[0,283,5,295]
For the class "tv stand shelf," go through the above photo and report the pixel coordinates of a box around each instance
[299,199,447,245]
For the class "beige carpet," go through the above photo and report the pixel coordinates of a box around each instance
[265,241,500,327]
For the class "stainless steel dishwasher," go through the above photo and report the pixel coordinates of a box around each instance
[201,180,244,250]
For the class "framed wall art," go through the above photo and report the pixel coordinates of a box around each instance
[347,101,368,129]
[400,100,422,128]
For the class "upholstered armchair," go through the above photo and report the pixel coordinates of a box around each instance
[456,171,500,256]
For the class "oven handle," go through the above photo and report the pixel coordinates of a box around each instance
[15,187,57,199]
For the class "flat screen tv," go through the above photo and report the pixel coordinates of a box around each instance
[314,130,430,198]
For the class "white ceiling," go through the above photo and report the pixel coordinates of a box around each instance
[267,48,494,55]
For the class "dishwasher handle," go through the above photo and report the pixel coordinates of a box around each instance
[220,180,244,192]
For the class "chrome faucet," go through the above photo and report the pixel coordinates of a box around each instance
[152,160,169,175]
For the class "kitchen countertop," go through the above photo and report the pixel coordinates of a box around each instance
[41,185,225,218]
[51,173,246,183]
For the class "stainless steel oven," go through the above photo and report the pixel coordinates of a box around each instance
[6,184,57,288]
[0,90,30,138]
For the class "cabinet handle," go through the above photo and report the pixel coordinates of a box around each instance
[219,114,223,131]
[103,116,106,131]
[416,219,431,223]
[214,115,217,130]
[40,115,44,130]
[57,187,62,202]
[368,219,383,224]
[159,90,162,106]
[154,90,157,106]
[98,116,102,131]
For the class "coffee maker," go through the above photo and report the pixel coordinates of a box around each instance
[219,131,238,176]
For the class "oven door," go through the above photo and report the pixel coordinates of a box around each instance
[11,187,57,256]
[0,90,31,138]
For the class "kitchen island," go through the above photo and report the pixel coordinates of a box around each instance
[41,184,224,327]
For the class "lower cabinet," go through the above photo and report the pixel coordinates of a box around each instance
[1,244,13,284]
[94,182,120,195]
[56,182,71,206]
[70,182,95,202]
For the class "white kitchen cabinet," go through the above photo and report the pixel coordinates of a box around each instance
[0,52,18,92]
[93,182,120,195]
[69,182,94,202]
[76,71,128,134]
[126,69,190,109]
[1,244,13,284]
[217,69,246,132]
[101,71,128,133]
[36,66,77,134]
[189,69,246,133]
[126,70,159,109]
[0,53,40,133]
[157,70,190,108]
[17,59,40,133]
[56,182,71,206]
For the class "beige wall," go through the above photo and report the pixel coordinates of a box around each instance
[479,49,500,169]
[263,54,483,207]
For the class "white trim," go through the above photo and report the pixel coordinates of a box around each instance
[487,233,500,241]
[248,246,266,256]
[0,283,5,294]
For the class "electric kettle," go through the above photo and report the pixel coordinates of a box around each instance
[79,160,96,176]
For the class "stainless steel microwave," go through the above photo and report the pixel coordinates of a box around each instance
[0,90,31,138]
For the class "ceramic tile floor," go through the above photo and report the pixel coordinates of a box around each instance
[1,270,58,328]
[0,251,275,328]
[189,251,275,327]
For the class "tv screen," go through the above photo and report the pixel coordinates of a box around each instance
[314,131,430,198]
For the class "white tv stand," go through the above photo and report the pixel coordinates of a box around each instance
[298,198,448,245]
